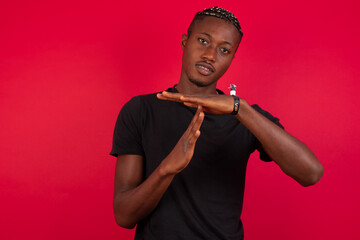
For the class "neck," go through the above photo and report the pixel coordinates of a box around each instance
[177,73,218,95]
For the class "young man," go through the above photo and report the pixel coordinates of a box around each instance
[111,6,323,240]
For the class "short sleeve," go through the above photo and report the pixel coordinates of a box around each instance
[252,104,284,162]
[110,96,145,157]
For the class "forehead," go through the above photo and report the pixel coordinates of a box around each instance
[190,16,241,45]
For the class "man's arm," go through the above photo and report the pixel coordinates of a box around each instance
[157,92,324,186]
[235,99,323,186]
[113,154,174,229]
[113,106,204,228]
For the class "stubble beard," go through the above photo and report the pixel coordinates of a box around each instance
[188,73,219,88]
[188,77,208,87]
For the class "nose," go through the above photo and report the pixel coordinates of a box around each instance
[201,46,216,62]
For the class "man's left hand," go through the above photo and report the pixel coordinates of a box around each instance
[157,91,235,115]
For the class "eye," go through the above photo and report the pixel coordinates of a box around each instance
[198,38,208,44]
[220,48,230,54]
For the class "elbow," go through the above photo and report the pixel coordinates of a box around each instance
[113,196,138,229]
[117,222,137,230]
[114,213,137,229]
[299,161,324,187]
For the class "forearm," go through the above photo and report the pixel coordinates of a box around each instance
[157,91,323,185]
[114,107,203,228]
[114,163,175,229]
[236,99,323,186]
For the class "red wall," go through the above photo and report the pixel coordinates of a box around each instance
[1,0,359,239]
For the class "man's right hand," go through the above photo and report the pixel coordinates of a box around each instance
[113,105,204,228]
[159,105,205,175]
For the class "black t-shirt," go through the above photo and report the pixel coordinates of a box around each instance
[111,87,283,240]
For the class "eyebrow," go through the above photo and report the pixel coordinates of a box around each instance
[200,32,233,47]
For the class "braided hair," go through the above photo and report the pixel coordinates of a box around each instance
[187,6,243,39]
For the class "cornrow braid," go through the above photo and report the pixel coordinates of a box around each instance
[188,6,243,38]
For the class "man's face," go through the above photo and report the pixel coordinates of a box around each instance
[181,16,241,88]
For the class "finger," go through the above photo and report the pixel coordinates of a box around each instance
[183,102,198,108]
[188,129,201,145]
[161,91,184,101]
[189,107,204,135]
[188,110,204,145]
[191,111,204,134]
[183,102,211,114]
[157,93,183,103]
[180,95,207,105]
[186,105,203,132]
[186,107,204,145]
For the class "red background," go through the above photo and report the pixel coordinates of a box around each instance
[1,0,359,239]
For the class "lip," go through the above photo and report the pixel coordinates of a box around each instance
[195,62,215,76]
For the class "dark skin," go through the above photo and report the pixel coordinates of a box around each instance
[113,16,324,229]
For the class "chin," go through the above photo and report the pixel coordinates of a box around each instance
[189,78,207,87]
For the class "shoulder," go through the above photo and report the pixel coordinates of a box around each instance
[251,104,274,117]
[251,104,276,118]
[251,104,283,129]
[125,93,157,106]
[120,90,178,119]
[121,93,159,112]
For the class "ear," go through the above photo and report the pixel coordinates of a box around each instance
[181,34,188,50]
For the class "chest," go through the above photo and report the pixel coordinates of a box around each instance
[140,102,256,176]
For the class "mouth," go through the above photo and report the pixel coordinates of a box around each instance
[195,62,215,76]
